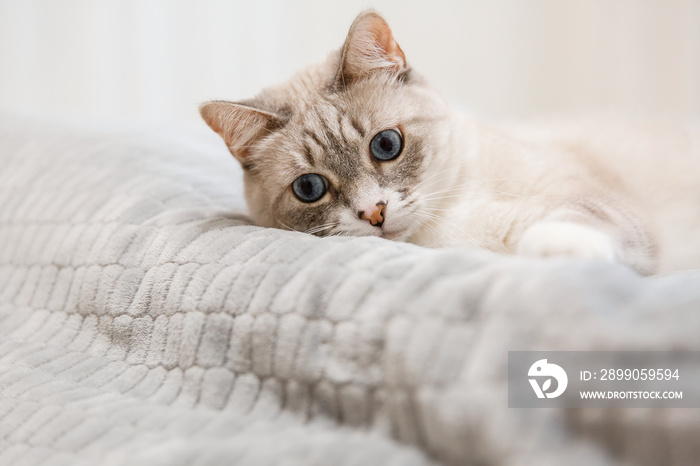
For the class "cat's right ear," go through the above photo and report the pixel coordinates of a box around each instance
[336,10,408,88]
[199,101,281,163]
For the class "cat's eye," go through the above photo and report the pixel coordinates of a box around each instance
[292,173,328,203]
[370,129,403,161]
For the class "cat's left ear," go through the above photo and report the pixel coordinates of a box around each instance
[336,10,408,87]
[199,101,282,163]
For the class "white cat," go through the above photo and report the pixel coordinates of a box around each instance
[200,10,700,275]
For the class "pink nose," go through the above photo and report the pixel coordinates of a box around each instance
[358,201,386,228]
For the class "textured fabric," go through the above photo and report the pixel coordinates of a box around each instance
[1,115,699,465]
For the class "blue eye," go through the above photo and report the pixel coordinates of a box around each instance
[292,174,328,203]
[370,129,403,161]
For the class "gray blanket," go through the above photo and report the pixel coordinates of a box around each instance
[1,116,699,465]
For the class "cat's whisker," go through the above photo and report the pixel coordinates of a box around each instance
[277,220,302,233]
[422,184,472,197]
[479,188,562,200]
[412,209,487,249]
[472,177,540,184]
[418,178,566,203]
[421,167,460,184]
[411,168,466,193]
[424,207,461,213]
[412,215,469,249]
[304,222,339,235]
[421,194,472,202]
[305,222,335,231]
[418,203,516,238]
[411,211,444,234]
[416,217,443,238]
[414,178,489,200]
[422,188,560,204]
[330,229,350,238]
[410,216,442,241]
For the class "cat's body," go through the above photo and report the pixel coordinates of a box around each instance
[500,118,700,273]
[201,11,700,275]
[409,115,700,274]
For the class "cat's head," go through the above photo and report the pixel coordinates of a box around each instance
[201,10,453,240]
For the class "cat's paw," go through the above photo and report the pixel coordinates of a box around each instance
[516,221,618,263]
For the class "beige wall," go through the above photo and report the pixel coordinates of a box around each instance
[1,0,698,125]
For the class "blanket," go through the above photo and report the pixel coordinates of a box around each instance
[1,115,699,465]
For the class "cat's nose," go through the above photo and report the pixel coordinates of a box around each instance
[358,201,386,228]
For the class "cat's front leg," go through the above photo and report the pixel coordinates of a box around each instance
[516,220,619,263]
[514,199,658,274]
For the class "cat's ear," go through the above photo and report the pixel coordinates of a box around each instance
[336,10,407,87]
[199,101,281,162]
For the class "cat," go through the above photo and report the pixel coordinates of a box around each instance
[200,10,700,276]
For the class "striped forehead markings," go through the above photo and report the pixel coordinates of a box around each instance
[297,106,376,179]
[300,142,314,167]
[350,117,365,138]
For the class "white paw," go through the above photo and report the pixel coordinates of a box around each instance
[516,221,618,263]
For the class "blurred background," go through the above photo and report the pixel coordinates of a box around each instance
[0,0,699,128]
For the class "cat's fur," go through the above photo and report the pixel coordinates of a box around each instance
[201,10,700,275]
